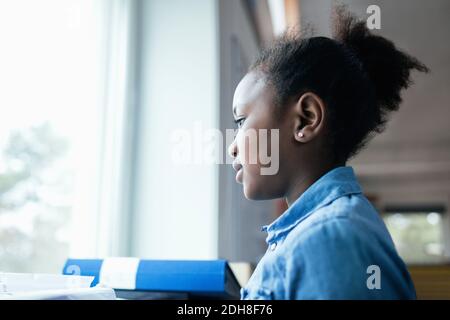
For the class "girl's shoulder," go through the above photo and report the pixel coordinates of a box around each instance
[284,193,391,251]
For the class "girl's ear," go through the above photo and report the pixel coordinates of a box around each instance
[292,92,326,143]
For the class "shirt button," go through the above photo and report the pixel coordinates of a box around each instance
[269,242,277,251]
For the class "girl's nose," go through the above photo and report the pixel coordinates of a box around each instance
[228,141,238,159]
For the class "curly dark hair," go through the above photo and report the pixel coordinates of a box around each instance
[251,5,429,163]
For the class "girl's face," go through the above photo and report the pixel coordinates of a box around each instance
[228,71,294,200]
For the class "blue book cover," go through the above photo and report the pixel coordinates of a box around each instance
[62,258,241,299]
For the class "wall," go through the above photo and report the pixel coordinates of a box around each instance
[129,0,219,259]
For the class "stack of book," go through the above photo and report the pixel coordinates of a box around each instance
[62,258,241,299]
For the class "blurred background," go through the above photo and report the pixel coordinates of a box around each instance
[0,0,449,299]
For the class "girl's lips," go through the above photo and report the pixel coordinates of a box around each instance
[236,168,243,183]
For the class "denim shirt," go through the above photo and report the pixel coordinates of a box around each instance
[241,166,416,300]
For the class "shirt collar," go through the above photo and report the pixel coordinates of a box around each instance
[262,166,362,244]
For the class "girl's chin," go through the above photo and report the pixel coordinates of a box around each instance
[243,183,266,200]
[242,183,253,199]
[242,178,282,200]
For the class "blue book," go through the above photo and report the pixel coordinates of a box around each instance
[62,258,241,299]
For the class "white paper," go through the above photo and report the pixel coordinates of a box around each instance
[0,286,116,300]
[0,273,116,300]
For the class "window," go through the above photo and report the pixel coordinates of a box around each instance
[382,206,447,265]
[0,0,133,273]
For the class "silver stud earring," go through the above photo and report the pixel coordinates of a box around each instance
[298,131,304,138]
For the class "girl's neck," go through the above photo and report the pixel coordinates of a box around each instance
[285,161,344,207]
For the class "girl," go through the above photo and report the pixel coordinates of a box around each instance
[228,7,428,299]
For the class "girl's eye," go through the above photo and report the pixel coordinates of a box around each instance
[235,118,246,128]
